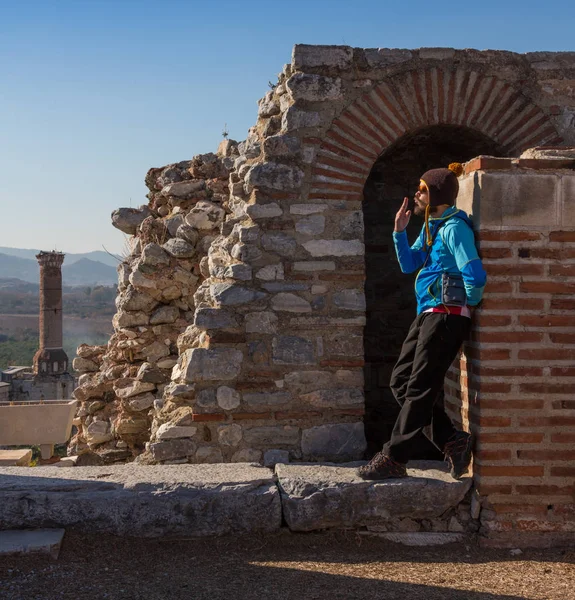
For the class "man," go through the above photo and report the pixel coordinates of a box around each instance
[358,163,486,481]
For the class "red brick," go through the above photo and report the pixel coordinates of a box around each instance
[520,282,575,295]
[518,349,575,361]
[551,433,575,443]
[478,484,513,495]
[478,466,544,477]
[551,467,575,477]
[518,450,575,461]
[319,273,364,281]
[480,433,544,444]
[549,231,575,242]
[551,298,575,311]
[475,449,512,461]
[475,366,543,377]
[550,367,575,377]
[479,399,545,410]
[519,383,575,394]
[519,416,575,427]
[473,332,542,344]
[485,281,513,293]
[332,408,366,416]
[275,411,322,420]
[552,400,575,410]
[486,264,544,277]
[481,298,545,311]
[320,359,364,367]
[479,231,542,242]
[515,485,574,496]
[492,504,547,515]
[464,347,510,360]
[191,413,226,422]
[480,248,513,259]
[549,264,575,277]
[523,248,575,259]
[550,333,575,344]
[464,156,514,174]
[476,416,512,427]
[519,314,575,327]
[474,314,512,327]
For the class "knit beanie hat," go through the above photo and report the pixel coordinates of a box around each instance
[420,162,464,247]
[420,162,464,207]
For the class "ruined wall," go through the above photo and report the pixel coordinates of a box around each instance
[73,45,575,467]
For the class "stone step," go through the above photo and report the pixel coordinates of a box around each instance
[0,464,281,537]
[0,461,472,537]
[276,460,472,532]
[0,448,33,467]
[0,529,65,559]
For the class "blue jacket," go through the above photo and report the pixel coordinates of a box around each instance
[392,206,487,314]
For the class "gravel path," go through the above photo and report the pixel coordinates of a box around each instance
[1,530,574,600]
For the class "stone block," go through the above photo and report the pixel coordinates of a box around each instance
[0,465,281,536]
[111,206,152,235]
[246,163,304,192]
[333,289,366,311]
[211,283,267,306]
[217,424,243,447]
[292,44,353,70]
[264,449,290,467]
[256,264,284,281]
[244,391,292,408]
[276,461,472,532]
[561,174,575,226]
[128,392,156,412]
[293,261,335,271]
[284,370,335,394]
[179,348,243,382]
[324,331,364,356]
[290,203,328,215]
[244,426,300,447]
[0,449,33,467]
[194,308,238,330]
[156,424,197,440]
[161,180,205,198]
[271,293,312,313]
[162,238,196,258]
[272,336,315,365]
[150,305,180,325]
[303,239,364,257]
[476,172,559,229]
[216,386,241,410]
[0,529,65,559]
[150,439,196,461]
[245,311,278,334]
[296,215,326,235]
[114,379,156,399]
[299,388,364,408]
[281,108,322,131]
[286,73,343,101]
[194,446,224,464]
[263,134,301,158]
[363,48,413,68]
[301,423,366,461]
[224,263,253,281]
[246,202,283,219]
[231,448,262,463]
[261,232,297,257]
[185,201,225,230]
[418,47,455,60]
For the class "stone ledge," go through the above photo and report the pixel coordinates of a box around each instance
[276,460,472,532]
[0,464,281,537]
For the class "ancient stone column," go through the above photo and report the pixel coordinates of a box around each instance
[33,251,69,376]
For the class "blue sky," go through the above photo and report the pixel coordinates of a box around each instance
[1,0,574,254]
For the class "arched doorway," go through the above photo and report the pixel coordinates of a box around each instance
[362,124,505,458]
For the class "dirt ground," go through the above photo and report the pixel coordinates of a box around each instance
[1,530,575,600]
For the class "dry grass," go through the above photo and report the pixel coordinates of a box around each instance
[2,530,574,600]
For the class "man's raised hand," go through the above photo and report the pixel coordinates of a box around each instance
[394,197,411,233]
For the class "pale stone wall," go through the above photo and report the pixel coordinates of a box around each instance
[73,45,575,465]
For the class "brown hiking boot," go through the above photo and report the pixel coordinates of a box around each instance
[357,451,407,480]
[444,431,473,479]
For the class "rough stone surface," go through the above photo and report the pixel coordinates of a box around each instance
[301,423,366,461]
[276,461,472,532]
[0,465,281,536]
[178,348,243,382]
[303,240,364,257]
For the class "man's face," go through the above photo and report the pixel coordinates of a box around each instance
[413,183,430,217]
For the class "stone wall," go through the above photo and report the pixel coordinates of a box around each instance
[73,45,575,470]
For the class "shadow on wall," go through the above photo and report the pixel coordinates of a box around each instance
[362,124,505,458]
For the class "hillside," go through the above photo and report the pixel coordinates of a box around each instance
[0,252,118,286]
[0,246,121,267]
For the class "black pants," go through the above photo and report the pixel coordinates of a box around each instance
[382,312,471,463]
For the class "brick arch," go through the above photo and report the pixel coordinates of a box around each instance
[310,68,562,202]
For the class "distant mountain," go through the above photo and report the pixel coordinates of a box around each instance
[0,246,121,268]
[0,253,118,286]
[63,258,118,286]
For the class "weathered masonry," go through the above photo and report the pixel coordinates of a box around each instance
[72,45,575,545]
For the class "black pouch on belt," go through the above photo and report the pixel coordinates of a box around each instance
[441,273,467,306]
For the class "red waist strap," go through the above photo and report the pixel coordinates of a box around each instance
[424,305,471,317]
